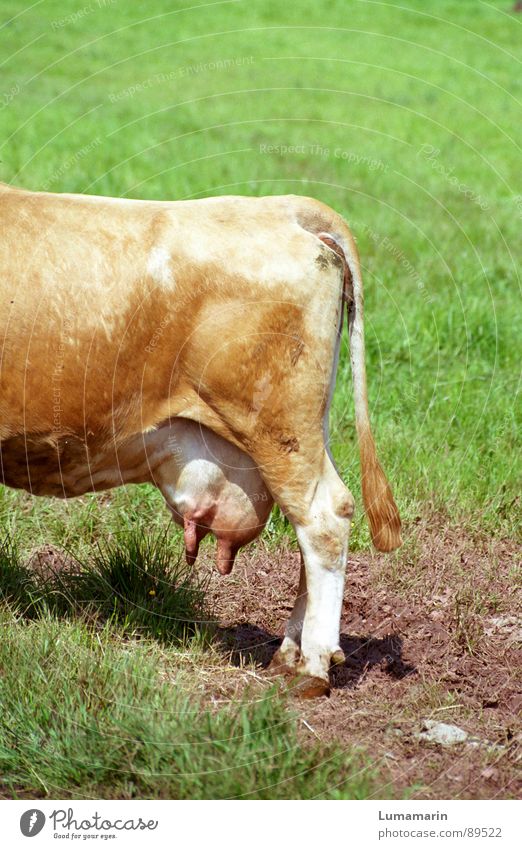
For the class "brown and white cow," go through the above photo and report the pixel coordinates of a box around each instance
[0,183,401,696]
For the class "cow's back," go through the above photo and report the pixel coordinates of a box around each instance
[0,185,341,490]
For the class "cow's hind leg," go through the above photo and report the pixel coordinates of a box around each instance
[271,553,347,685]
[269,554,307,673]
[294,455,353,695]
[184,271,353,694]
[266,451,354,696]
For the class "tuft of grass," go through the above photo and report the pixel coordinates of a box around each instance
[58,529,211,643]
[0,612,376,800]
[0,529,210,646]
[0,536,41,618]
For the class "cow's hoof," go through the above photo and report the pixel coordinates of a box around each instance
[330,648,346,667]
[266,649,297,678]
[288,674,330,699]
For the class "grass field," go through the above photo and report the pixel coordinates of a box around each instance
[0,0,520,799]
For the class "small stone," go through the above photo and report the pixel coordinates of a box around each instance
[418,720,468,746]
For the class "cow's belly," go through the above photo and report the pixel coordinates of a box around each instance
[0,418,273,573]
[0,432,154,497]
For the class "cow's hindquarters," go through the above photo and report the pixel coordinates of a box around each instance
[254,200,401,691]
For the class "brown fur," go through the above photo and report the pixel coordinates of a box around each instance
[0,184,400,553]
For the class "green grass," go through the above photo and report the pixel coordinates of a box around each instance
[0,610,374,799]
[0,0,520,800]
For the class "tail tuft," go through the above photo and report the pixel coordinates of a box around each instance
[359,427,402,551]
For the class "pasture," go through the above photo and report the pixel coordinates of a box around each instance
[0,0,520,799]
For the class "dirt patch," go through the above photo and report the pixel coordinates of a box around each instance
[203,521,521,799]
[28,544,79,582]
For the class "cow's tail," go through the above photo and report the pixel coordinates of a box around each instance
[317,219,402,552]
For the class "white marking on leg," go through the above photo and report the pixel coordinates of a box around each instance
[293,464,351,681]
[296,533,346,679]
